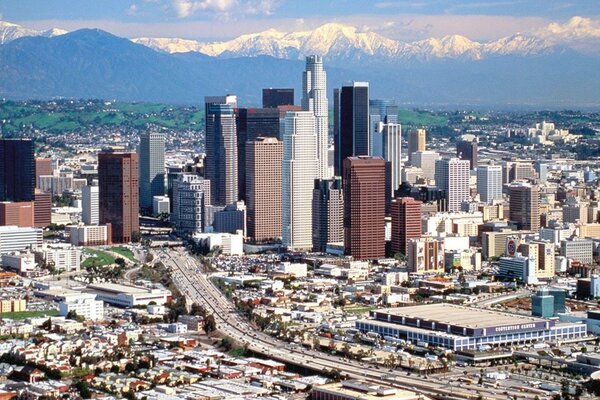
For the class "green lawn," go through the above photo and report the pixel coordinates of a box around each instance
[397,109,448,127]
[110,246,136,262]
[82,248,116,268]
[0,309,59,320]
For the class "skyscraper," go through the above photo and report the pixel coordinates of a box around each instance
[509,182,540,231]
[263,88,294,108]
[246,137,283,242]
[98,151,139,243]
[302,55,329,179]
[312,177,344,252]
[369,99,398,157]
[138,132,165,211]
[343,156,386,260]
[435,158,470,212]
[456,134,478,169]
[477,165,503,204]
[407,129,426,164]
[391,197,422,256]
[82,185,99,225]
[172,174,211,234]
[382,123,402,199]
[205,95,238,206]
[0,139,35,202]
[334,82,370,176]
[35,158,53,189]
[282,111,318,251]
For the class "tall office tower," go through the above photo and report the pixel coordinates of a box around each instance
[411,150,440,181]
[477,165,503,204]
[138,132,166,212]
[98,151,139,243]
[334,82,370,176]
[456,134,478,169]
[434,158,470,212]
[82,185,99,225]
[407,128,426,164]
[236,107,281,201]
[172,174,211,234]
[35,158,53,189]
[382,123,402,200]
[507,162,537,183]
[0,139,35,202]
[509,182,540,231]
[205,95,238,205]
[246,137,283,242]
[312,177,344,252]
[282,111,318,251]
[33,189,51,228]
[0,201,34,227]
[263,88,294,108]
[343,156,386,260]
[302,55,329,179]
[167,165,184,212]
[369,99,398,156]
[391,197,422,256]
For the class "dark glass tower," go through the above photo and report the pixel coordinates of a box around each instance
[0,138,35,202]
[262,88,294,108]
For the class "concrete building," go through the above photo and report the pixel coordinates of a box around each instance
[68,224,111,246]
[152,195,170,216]
[499,253,537,284]
[172,174,211,235]
[0,202,34,228]
[435,158,470,212]
[193,231,244,256]
[138,132,166,212]
[382,123,402,199]
[561,238,594,264]
[407,128,426,164]
[312,177,344,252]
[456,134,478,169]
[477,165,503,204]
[246,137,283,242]
[98,151,139,243]
[213,201,246,236]
[87,283,171,308]
[343,156,386,260]
[509,182,540,231]
[407,236,445,274]
[33,190,51,228]
[81,185,99,225]
[391,197,422,256]
[58,293,104,321]
[520,241,555,279]
[302,55,330,179]
[312,380,420,400]
[35,158,53,189]
[1,253,36,274]
[563,198,588,224]
[41,247,81,273]
[205,95,238,206]
[411,150,440,181]
[282,111,318,251]
[0,226,43,254]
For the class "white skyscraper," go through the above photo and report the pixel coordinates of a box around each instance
[477,165,503,204]
[282,111,318,251]
[435,158,471,212]
[172,174,211,234]
[382,123,402,196]
[82,185,99,225]
[138,132,166,211]
[302,55,330,179]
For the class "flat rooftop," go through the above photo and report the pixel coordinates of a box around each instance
[375,303,546,330]
[87,282,149,294]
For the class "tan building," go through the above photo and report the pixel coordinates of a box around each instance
[407,128,426,164]
[407,236,445,274]
[35,157,53,189]
[0,299,27,313]
[69,224,112,246]
[482,230,517,260]
[580,223,600,239]
[520,241,555,279]
[509,182,540,231]
[312,381,420,400]
[246,137,283,242]
[0,201,34,228]
[478,202,504,221]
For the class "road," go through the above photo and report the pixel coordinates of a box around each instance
[159,248,541,400]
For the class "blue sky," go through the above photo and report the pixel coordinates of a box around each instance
[1,0,599,41]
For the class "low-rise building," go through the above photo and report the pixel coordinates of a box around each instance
[68,224,112,246]
[87,283,171,308]
[58,293,104,321]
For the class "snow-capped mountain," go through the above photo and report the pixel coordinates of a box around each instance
[132,22,556,62]
[0,21,67,44]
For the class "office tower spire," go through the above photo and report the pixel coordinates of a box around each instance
[302,55,330,179]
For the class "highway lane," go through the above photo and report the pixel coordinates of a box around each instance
[159,249,540,400]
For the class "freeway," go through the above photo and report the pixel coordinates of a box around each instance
[158,248,539,400]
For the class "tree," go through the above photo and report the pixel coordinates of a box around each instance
[204,314,217,333]
[42,317,52,331]
[75,381,92,399]
[110,365,120,374]
[131,231,142,243]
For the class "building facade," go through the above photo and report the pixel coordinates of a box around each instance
[435,158,470,213]
[138,132,166,212]
[312,177,344,252]
[172,174,211,235]
[477,165,503,204]
[407,129,426,164]
[82,185,99,225]
[391,197,422,256]
[509,182,540,231]
[0,139,35,202]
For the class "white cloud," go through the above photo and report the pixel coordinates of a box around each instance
[170,0,278,18]
[533,16,600,53]
[127,4,139,15]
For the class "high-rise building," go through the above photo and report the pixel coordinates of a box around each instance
[82,185,99,225]
[246,137,283,242]
[382,123,402,199]
[411,151,440,181]
[391,197,422,256]
[477,165,503,204]
[213,201,246,236]
[98,151,139,243]
[282,111,318,251]
[138,132,165,211]
[0,139,35,202]
[205,95,238,206]
[343,156,386,260]
[0,202,34,228]
[33,190,51,228]
[263,88,294,108]
[35,158,53,189]
[407,129,426,164]
[509,182,540,231]
[456,135,478,169]
[435,158,470,212]
[369,99,398,157]
[312,177,344,252]
[302,55,329,179]
[172,174,211,234]
[334,82,370,176]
